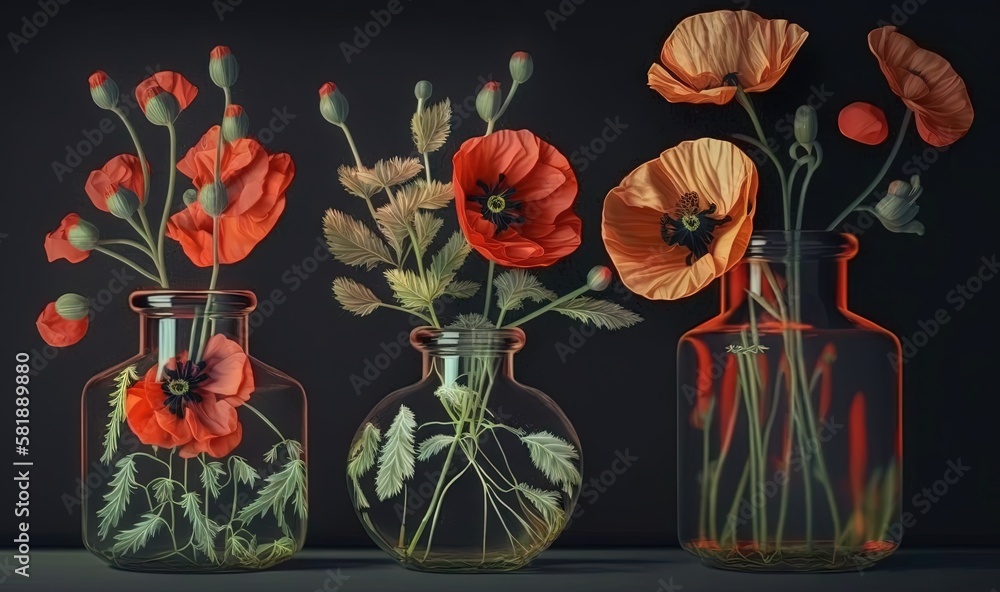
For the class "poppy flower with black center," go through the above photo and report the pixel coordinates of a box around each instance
[602,138,758,300]
[453,129,581,268]
[125,334,254,458]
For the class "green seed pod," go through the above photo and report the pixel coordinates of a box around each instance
[67,219,99,251]
[476,81,502,123]
[198,180,229,217]
[106,187,140,219]
[55,293,90,321]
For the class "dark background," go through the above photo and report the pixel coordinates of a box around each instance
[2,0,998,549]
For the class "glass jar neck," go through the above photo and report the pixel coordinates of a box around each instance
[721,257,849,324]
[411,327,525,382]
[423,351,515,382]
[132,291,255,359]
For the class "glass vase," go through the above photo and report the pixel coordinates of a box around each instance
[677,231,902,572]
[82,291,307,572]
[347,327,582,572]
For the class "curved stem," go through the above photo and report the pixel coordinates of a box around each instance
[503,284,590,329]
[94,246,161,284]
[112,107,150,202]
[489,80,520,134]
[338,123,363,169]
[482,260,496,318]
[827,109,913,231]
[734,89,790,229]
[98,239,154,260]
[243,403,285,441]
[378,303,434,325]
[796,144,823,231]
[156,123,178,288]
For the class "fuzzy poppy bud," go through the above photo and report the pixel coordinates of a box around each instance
[222,104,250,142]
[587,266,613,291]
[55,293,90,321]
[209,46,239,88]
[476,81,502,123]
[183,188,198,206]
[140,87,179,126]
[67,218,99,251]
[414,80,432,101]
[794,105,818,150]
[509,52,534,84]
[838,102,889,145]
[319,82,349,125]
[88,71,119,110]
[198,180,229,217]
[106,187,140,219]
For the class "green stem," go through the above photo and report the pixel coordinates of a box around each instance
[98,239,154,260]
[482,260,496,318]
[195,216,221,362]
[112,107,151,202]
[377,303,434,325]
[94,246,161,284]
[796,144,824,231]
[244,403,285,441]
[734,89,790,229]
[503,284,590,328]
[156,123,178,288]
[488,80,520,134]
[339,123,363,168]
[826,109,913,231]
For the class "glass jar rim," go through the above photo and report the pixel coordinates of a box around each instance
[410,326,526,355]
[743,230,859,261]
[130,290,257,317]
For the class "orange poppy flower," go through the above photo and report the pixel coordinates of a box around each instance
[838,102,889,145]
[36,301,88,347]
[125,334,254,459]
[85,154,145,212]
[135,71,198,116]
[453,129,581,268]
[44,214,92,263]
[868,26,973,147]
[648,10,808,105]
[602,138,758,300]
[167,126,294,266]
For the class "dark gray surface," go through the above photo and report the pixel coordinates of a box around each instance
[3,548,998,592]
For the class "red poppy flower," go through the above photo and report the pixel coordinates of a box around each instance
[135,71,198,116]
[453,129,581,268]
[838,102,889,145]
[85,154,145,212]
[868,26,973,147]
[36,301,88,347]
[44,214,93,263]
[849,392,868,538]
[167,126,294,266]
[125,334,254,458]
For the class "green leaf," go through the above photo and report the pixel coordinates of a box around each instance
[101,365,139,465]
[434,385,478,417]
[444,281,480,299]
[411,99,452,154]
[231,457,260,488]
[495,270,557,311]
[384,268,433,312]
[404,180,454,210]
[181,492,223,562]
[237,456,308,528]
[430,232,471,279]
[200,461,225,500]
[447,313,493,329]
[375,405,416,501]
[333,277,382,316]
[520,431,582,495]
[417,434,456,462]
[516,483,565,537]
[224,531,256,565]
[374,198,413,259]
[348,423,382,510]
[551,297,643,330]
[254,536,296,565]
[323,208,395,270]
[413,211,443,254]
[96,455,137,539]
[112,512,166,554]
[151,478,175,505]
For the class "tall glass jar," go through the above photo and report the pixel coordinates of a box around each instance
[81,291,307,572]
[347,327,582,572]
[677,231,902,571]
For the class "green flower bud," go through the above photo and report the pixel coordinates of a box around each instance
[88,71,119,111]
[183,188,198,206]
[209,46,239,88]
[319,82,349,125]
[222,104,250,142]
[198,180,229,217]
[587,266,613,291]
[794,105,818,150]
[140,87,179,126]
[55,293,90,321]
[509,51,534,84]
[106,187,140,219]
[67,218,99,251]
[414,80,433,101]
[476,81,502,123]
[887,179,912,199]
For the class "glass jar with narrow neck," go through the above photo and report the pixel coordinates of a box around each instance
[677,231,902,572]
[347,327,582,572]
[82,291,307,572]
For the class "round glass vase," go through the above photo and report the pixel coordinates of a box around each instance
[677,231,902,572]
[81,291,308,572]
[347,327,582,573]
